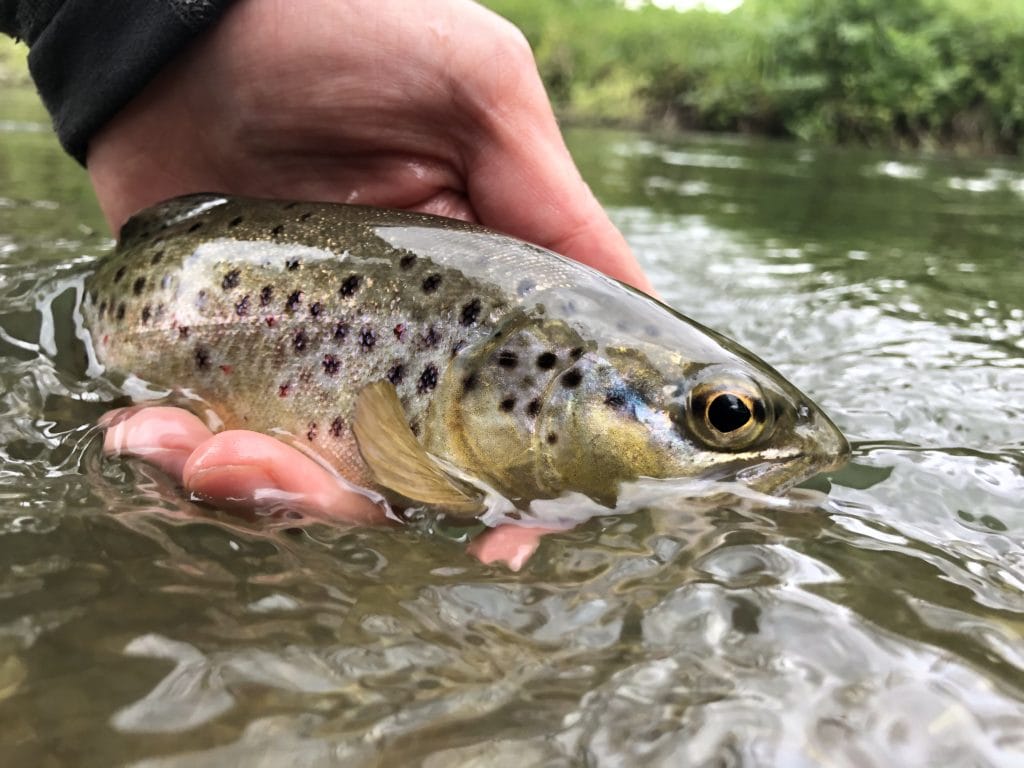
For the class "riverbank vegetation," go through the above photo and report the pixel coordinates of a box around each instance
[485,0,1024,154]
[3,3,1023,153]
[0,37,28,84]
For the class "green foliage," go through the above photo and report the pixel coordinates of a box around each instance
[483,0,1024,153]
[0,36,29,84]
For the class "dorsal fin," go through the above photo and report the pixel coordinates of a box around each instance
[118,193,229,245]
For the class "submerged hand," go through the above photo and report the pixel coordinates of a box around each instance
[103,407,555,569]
[90,0,644,563]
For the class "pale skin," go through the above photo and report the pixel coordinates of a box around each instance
[88,0,651,568]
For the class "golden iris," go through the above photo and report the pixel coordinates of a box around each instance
[687,378,771,450]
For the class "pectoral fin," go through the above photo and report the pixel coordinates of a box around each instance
[353,381,483,517]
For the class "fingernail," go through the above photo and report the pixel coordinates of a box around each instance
[187,464,279,507]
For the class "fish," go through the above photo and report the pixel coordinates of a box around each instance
[81,194,849,516]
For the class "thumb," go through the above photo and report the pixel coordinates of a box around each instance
[463,71,653,293]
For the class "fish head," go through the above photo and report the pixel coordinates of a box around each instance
[536,328,850,501]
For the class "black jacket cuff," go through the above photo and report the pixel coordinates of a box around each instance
[26,0,235,165]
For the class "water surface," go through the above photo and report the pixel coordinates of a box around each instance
[1,86,1022,766]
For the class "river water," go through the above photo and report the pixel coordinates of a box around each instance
[1,84,1022,766]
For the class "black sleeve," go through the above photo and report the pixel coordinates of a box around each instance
[0,0,236,165]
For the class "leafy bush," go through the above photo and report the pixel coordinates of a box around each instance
[483,0,1024,153]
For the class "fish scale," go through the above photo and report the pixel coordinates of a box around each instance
[83,194,849,513]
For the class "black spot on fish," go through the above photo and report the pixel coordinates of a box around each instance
[604,391,626,408]
[98,300,107,317]
[196,289,207,310]
[222,269,241,290]
[283,202,298,210]
[114,266,126,283]
[393,323,407,341]
[418,364,439,393]
[260,285,273,306]
[151,250,164,265]
[334,321,350,341]
[115,303,126,321]
[517,278,536,296]
[179,326,190,339]
[451,339,468,357]
[307,422,318,441]
[235,295,250,316]
[497,350,518,368]
[286,258,300,271]
[570,347,584,360]
[141,305,152,323]
[527,399,541,417]
[460,299,482,326]
[330,417,344,437]
[422,274,442,293]
[286,290,303,311]
[300,212,313,222]
[421,326,441,348]
[188,222,202,233]
[293,329,309,352]
[194,345,210,369]
[462,373,477,392]
[161,274,172,290]
[359,326,376,351]
[228,216,243,227]
[339,274,361,298]
[322,354,340,375]
[272,225,285,236]
[547,432,558,445]
[644,325,661,338]
[536,352,557,370]
[561,369,583,388]
[310,301,323,318]
[499,397,516,413]
[399,253,416,270]
[387,363,405,385]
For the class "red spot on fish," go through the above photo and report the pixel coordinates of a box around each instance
[394,323,407,341]
[265,316,276,327]
[219,365,233,375]
[102,334,109,345]
[279,382,291,397]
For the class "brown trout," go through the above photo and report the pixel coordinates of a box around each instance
[82,194,848,515]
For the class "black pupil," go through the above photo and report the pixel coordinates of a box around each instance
[707,394,752,433]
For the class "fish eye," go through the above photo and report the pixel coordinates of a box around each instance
[707,393,752,432]
[685,377,772,450]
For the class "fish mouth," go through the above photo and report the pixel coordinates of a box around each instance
[735,444,849,494]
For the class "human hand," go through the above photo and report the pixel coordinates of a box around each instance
[88,0,646,565]
[103,406,559,569]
